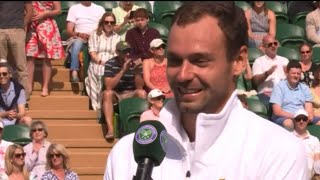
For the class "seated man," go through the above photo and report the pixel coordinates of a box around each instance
[292,109,320,179]
[102,41,146,140]
[306,1,320,46]
[125,8,160,60]
[252,35,289,110]
[66,1,105,83]
[0,63,31,126]
[270,61,320,131]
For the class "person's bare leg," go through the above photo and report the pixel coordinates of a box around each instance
[27,57,35,95]
[41,59,52,97]
[102,90,115,139]
[19,116,32,127]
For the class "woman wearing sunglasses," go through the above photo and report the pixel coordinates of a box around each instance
[85,12,120,111]
[140,89,166,122]
[24,121,51,180]
[5,144,29,180]
[299,43,318,88]
[41,143,79,180]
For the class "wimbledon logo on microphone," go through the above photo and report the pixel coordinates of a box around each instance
[135,125,158,144]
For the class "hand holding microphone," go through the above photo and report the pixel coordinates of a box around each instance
[133,120,168,180]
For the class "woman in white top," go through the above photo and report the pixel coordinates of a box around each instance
[85,12,120,110]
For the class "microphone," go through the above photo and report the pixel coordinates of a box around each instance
[132,120,168,180]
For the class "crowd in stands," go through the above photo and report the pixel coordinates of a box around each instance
[3,0,320,179]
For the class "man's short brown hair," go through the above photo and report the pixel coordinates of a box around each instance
[134,8,149,19]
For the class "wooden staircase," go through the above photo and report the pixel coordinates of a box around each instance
[26,59,116,180]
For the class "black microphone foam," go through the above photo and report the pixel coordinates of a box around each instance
[133,120,167,166]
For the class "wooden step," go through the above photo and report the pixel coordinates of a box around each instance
[26,110,97,119]
[48,139,118,148]
[78,175,103,180]
[33,81,84,91]
[69,151,109,169]
[47,124,106,139]
[33,67,71,82]
[31,90,83,96]
[73,167,105,175]
[28,96,89,110]
[35,58,66,67]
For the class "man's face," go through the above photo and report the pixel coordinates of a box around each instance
[286,67,302,86]
[167,15,245,114]
[294,115,308,131]
[0,67,10,86]
[263,37,278,58]
[135,17,149,30]
[121,1,134,11]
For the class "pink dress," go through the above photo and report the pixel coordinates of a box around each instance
[26,1,65,60]
[149,63,173,98]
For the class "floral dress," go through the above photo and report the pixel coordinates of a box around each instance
[26,1,65,60]
[150,62,173,98]
[300,63,318,87]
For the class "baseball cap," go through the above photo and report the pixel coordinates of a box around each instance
[0,59,7,63]
[294,109,308,119]
[150,39,166,49]
[148,89,164,99]
[116,41,131,52]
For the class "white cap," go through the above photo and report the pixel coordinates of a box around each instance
[0,59,7,63]
[150,39,166,49]
[294,109,308,119]
[148,89,164,99]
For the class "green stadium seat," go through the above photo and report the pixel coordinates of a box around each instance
[291,11,309,29]
[134,1,153,20]
[3,125,32,146]
[93,1,118,12]
[148,22,169,44]
[248,47,264,65]
[307,125,320,140]
[277,47,300,61]
[118,97,148,138]
[312,47,320,65]
[265,1,289,24]
[153,1,182,29]
[54,12,68,32]
[61,1,78,12]
[276,23,307,50]
[247,98,269,119]
[234,1,251,11]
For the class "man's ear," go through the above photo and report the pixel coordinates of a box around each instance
[232,45,247,76]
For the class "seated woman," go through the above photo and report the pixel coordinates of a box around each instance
[311,66,320,119]
[300,43,318,87]
[41,143,79,180]
[245,1,276,49]
[24,120,51,180]
[85,12,120,110]
[142,39,173,98]
[5,144,29,180]
[140,89,165,123]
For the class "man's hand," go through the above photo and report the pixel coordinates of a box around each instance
[7,110,17,120]
[78,33,90,41]
[32,11,47,21]
[266,65,277,77]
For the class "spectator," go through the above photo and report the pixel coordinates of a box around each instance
[310,66,320,118]
[143,38,173,98]
[125,8,160,60]
[85,12,120,111]
[105,2,308,179]
[66,1,105,83]
[252,35,289,110]
[306,1,320,46]
[299,43,318,87]
[102,41,146,140]
[244,1,276,49]
[24,120,51,180]
[0,1,32,100]
[0,121,13,179]
[112,1,140,40]
[0,63,32,127]
[41,143,79,180]
[270,61,320,131]
[26,1,65,97]
[5,144,29,180]
[140,89,165,122]
[292,109,320,179]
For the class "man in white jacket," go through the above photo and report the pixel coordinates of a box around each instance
[104,2,308,180]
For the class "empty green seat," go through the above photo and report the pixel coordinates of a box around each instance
[248,47,264,65]
[148,22,169,44]
[54,12,68,32]
[3,125,32,146]
[153,1,182,29]
[61,1,78,12]
[312,47,320,65]
[291,11,309,29]
[276,23,307,50]
[118,97,148,138]
[93,1,118,12]
[234,1,251,11]
[247,98,269,119]
[277,47,300,61]
[307,125,320,140]
[265,1,289,24]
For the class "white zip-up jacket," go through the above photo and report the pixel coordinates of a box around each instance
[105,90,308,180]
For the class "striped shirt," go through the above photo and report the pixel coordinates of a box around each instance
[104,57,142,92]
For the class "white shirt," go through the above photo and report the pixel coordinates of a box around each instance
[0,140,13,173]
[104,90,308,180]
[252,55,289,94]
[292,130,320,179]
[66,3,105,34]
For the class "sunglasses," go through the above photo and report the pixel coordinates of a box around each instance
[0,72,8,77]
[300,50,311,54]
[266,41,278,48]
[31,128,44,133]
[14,153,26,159]
[294,117,308,122]
[104,21,116,25]
[155,45,166,50]
[119,49,131,54]
[49,153,62,159]
[153,96,165,101]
